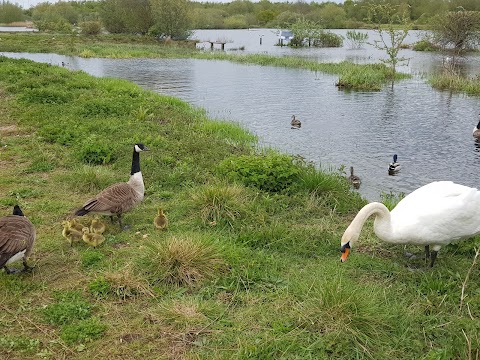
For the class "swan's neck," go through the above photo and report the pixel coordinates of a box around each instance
[349,202,394,243]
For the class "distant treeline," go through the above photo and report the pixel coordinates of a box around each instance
[1,0,480,36]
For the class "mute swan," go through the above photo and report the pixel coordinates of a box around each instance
[290,115,301,128]
[348,166,361,189]
[473,119,480,139]
[340,181,480,267]
[388,154,400,175]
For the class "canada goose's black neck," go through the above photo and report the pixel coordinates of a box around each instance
[476,120,480,130]
[131,150,141,175]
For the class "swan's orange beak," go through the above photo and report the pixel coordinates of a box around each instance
[340,242,350,263]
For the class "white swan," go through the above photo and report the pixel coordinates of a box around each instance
[340,181,480,267]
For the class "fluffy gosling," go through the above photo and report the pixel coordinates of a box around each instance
[153,208,168,230]
[90,217,106,234]
[82,227,105,248]
[62,220,83,246]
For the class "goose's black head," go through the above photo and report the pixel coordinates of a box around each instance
[13,205,24,216]
[134,143,150,152]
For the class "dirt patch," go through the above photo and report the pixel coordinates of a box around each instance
[0,124,18,134]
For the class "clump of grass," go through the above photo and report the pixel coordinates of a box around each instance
[189,182,248,227]
[430,73,480,96]
[60,317,107,344]
[43,291,92,325]
[140,235,225,287]
[0,336,40,354]
[103,264,155,299]
[380,190,405,211]
[81,250,106,269]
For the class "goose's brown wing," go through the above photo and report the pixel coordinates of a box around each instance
[82,182,139,215]
[0,216,36,267]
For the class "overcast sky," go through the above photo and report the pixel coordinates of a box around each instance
[12,0,344,9]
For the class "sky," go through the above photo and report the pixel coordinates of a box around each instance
[11,0,344,9]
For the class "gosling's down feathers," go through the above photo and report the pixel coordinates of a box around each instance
[75,143,149,228]
[0,205,36,274]
[61,220,83,246]
[154,208,168,230]
[82,228,105,248]
[90,217,106,234]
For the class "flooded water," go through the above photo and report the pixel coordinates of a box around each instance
[2,29,480,200]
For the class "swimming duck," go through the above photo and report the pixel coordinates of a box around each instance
[82,227,105,248]
[0,205,36,274]
[75,143,150,229]
[388,154,400,175]
[348,166,361,189]
[473,118,480,139]
[290,115,301,128]
[153,208,168,230]
[340,181,480,267]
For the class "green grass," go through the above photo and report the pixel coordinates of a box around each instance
[430,72,480,95]
[0,33,410,91]
[1,56,480,359]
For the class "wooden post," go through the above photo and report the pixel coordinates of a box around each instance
[221,43,225,51]
[210,42,214,50]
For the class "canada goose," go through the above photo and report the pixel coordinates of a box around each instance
[348,166,361,189]
[82,227,105,248]
[290,115,301,128]
[340,181,480,267]
[90,217,106,234]
[473,119,480,139]
[61,220,83,246]
[75,143,150,229]
[0,205,36,274]
[153,208,168,230]
[388,154,400,175]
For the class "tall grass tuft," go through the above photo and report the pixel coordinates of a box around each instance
[140,235,225,287]
[189,182,249,227]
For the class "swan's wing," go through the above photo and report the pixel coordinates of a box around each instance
[391,182,480,242]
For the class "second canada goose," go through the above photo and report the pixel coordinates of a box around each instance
[388,154,400,175]
[153,208,168,230]
[348,166,361,189]
[75,143,150,229]
[82,228,105,248]
[473,119,480,139]
[290,115,301,128]
[0,205,36,274]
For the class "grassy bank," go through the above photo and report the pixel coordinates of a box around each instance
[430,72,480,96]
[0,33,409,91]
[1,57,480,359]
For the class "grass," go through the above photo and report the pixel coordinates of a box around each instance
[430,72,480,96]
[1,56,480,359]
[0,32,410,91]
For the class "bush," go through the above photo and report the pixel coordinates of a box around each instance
[217,153,301,193]
[80,21,102,36]
[76,135,116,165]
[412,39,440,52]
[60,317,107,344]
[313,31,343,47]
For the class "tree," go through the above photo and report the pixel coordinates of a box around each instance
[100,0,153,34]
[149,0,192,40]
[0,2,24,23]
[430,10,480,54]
[366,1,411,87]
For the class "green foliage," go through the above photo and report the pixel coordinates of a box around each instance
[413,39,440,51]
[313,31,343,47]
[149,0,193,39]
[82,250,106,268]
[346,30,369,49]
[19,87,74,105]
[76,135,116,165]
[60,317,107,344]
[380,190,405,211]
[0,336,40,354]
[0,2,24,23]
[217,153,300,193]
[88,278,112,298]
[80,21,102,36]
[43,291,92,325]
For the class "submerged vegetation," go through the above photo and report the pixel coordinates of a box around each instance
[1,56,480,358]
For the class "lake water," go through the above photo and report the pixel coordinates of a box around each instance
[2,29,480,200]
